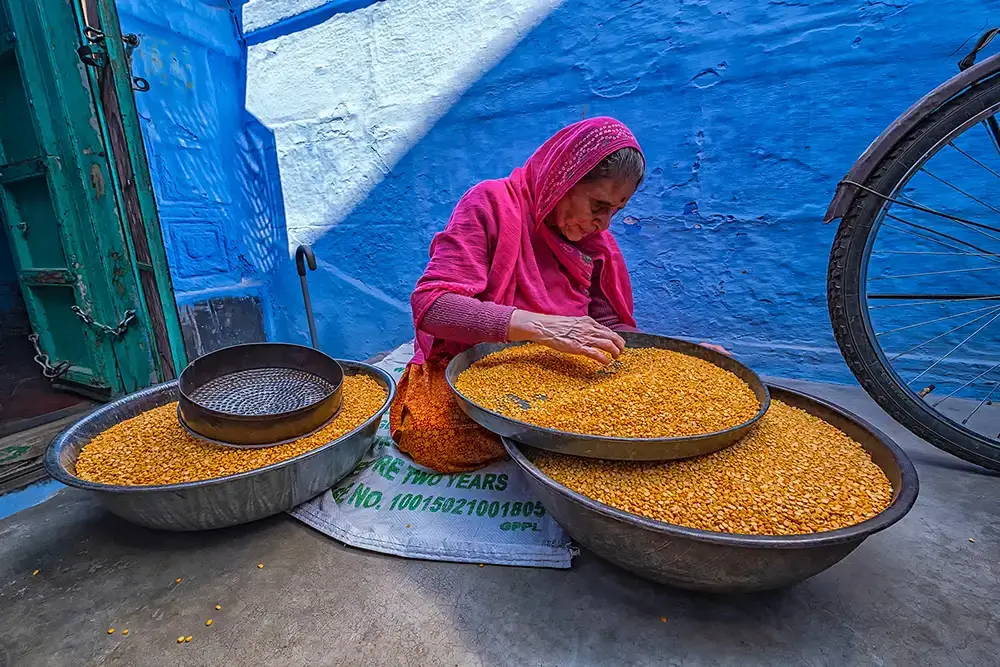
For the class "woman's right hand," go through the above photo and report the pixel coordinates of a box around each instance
[507,310,626,365]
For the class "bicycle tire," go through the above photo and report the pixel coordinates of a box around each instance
[828,70,1000,471]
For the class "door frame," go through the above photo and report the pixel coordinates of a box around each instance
[0,0,185,400]
[76,0,187,380]
[73,0,187,380]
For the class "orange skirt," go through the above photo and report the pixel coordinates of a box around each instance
[389,356,507,473]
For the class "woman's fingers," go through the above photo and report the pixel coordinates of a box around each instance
[581,318,625,355]
[587,335,622,360]
[699,342,732,357]
[573,344,615,366]
[607,329,626,354]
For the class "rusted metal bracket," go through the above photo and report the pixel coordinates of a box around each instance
[77,26,149,92]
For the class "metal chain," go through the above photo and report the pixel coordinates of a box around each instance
[71,306,137,338]
[28,334,71,380]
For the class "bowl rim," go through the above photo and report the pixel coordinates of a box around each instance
[502,381,920,549]
[43,360,395,494]
[447,334,771,446]
[177,341,344,423]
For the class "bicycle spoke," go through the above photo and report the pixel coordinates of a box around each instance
[876,303,1000,336]
[908,311,1000,384]
[883,217,1000,261]
[845,178,1000,237]
[869,265,1000,281]
[947,141,1000,181]
[876,251,1000,256]
[870,294,1000,308]
[898,194,1000,241]
[982,119,1000,160]
[887,305,1000,362]
[918,168,1000,218]
[931,361,1000,408]
[962,381,1000,426]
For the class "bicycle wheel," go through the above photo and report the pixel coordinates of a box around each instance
[828,67,1000,471]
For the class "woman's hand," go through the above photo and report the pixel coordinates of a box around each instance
[508,311,625,365]
[699,342,732,356]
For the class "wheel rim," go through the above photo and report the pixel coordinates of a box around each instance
[858,97,1000,445]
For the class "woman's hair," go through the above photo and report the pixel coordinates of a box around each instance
[581,146,645,188]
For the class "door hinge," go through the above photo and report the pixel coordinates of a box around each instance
[77,26,149,92]
[72,306,137,338]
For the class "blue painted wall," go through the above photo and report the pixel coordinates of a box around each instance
[115,0,287,357]
[130,0,1000,384]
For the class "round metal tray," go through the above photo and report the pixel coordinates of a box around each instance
[446,333,770,461]
[44,360,394,531]
[178,343,345,448]
[503,383,919,593]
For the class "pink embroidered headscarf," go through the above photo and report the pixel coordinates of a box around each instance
[410,117,642,365]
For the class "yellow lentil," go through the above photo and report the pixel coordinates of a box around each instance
[257,563,264,569]
[185,636,193,643]
[32,569,38,576]
[175,578,182,584]
[215,604,222,610]
[107,628,115,635]
[177,637,185,644]
[122,629,129,636]
[532,400,893,535]
[206,619,213,626]
[455,345,759,438]
[75,375,386,486]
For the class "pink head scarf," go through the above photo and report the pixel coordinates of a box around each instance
[410,117,642,364]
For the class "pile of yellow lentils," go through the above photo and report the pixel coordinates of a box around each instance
[75,375,386,486]
[455,344,759,438]
[533,400,894,535]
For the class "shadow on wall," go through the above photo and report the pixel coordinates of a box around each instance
[261,0,995,379]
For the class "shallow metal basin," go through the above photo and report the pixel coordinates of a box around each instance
[502,383,919,593]
[44,361,394,531]
[447,333,770,461]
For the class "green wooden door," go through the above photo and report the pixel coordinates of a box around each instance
[0,0,184,399]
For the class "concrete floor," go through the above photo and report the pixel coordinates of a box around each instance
[1,380,998,667]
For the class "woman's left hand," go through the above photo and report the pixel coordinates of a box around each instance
[699,342,732,356]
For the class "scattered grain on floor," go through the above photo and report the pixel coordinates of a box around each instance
[532,400,893,535]
[75,375,386,486]
[455,344,759,438]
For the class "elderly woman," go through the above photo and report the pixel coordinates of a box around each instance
[390,117,647,473]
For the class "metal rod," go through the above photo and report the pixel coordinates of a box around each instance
[844,179,1000,235]
[962,381,1000,425]
[908,311,1000,384]
[300,275,318,349]
[883,218,1000,261]
[869,293,1000,300]
[932,361,1000,408]
[870,294,1000,308]
[887,306,1000,361]
[876,303,1000,337]
[919,167,1000,219]
[948,141,1000,181]
[869,264,1000,281]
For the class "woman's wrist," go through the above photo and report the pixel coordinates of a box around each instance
[507,309,542,342]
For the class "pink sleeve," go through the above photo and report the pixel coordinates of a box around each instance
[421,293,515,346]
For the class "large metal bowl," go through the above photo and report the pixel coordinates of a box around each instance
[44,361,394,531]
[447,333,770,461]
[502,383,919,593]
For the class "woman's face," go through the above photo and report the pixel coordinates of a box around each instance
[551,178,636,242]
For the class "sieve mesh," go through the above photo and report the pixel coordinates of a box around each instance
[189,367,335,416]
